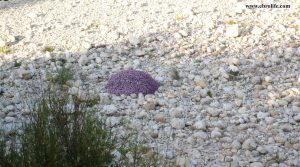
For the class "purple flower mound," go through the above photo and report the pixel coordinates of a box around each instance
[107,69,160,96]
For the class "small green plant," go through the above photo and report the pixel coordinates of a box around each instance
[13,60,22,68]
[42,46,55,52]
[207,90,212,97]
[115,130,167,167]
[175,14,182,21]
[0,46,11,54]
[47,66,74,85]
[228,70,240,80]
[224,21,238,25]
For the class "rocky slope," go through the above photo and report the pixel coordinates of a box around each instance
[0,0,300,166]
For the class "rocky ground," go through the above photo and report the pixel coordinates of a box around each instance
[0,0,300,166]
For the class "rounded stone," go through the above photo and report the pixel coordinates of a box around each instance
[242,138,257,150]
[143,101,156,111]
[150,130,159,138]
[154,113,166,123]
[82,42,91,49]
[264,76,273,83]
[293,143,300,151]
[169,107,184,118]
[128,36,140,45]
[171,118,185,129]
[250,162,264,167]
[4,117,15,123]
[192,120,207,130]
[211,129,222,138]
[226,24,239,37]
[293,114,300,122]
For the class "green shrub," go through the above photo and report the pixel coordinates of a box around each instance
[0,87,116,167]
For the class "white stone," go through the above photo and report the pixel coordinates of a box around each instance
[179,30,188,37]
[235,2,245,14]
[110,31,120,40]
[103,105,118,114]
[82,41,91,49]
[106,117,119,127]
[100,52,110,58]
[4,117,15,123]
[229,65,239,72]
[128,36,140,45]
[171,118,185,129]
[292,159,300,166]
[211,129,222,138]
[203,19,214,29]
[257,112,270,119]
[250,162,264,167]
[226,24,239,37]
[231,140,241,149]
[174,32,182,39]
[257,146,267,154]
[164,149,174,159]
[143,100,156,111]
[154,113,166,123]
[155,76,164,83]
[264,76,273,83]
[0,112,5,118]
[78,55,89,65]
[242,139,257,150]
[193,131,208,139]
[26,12,37,19]
[296,47,300,56]
[192,120,207,130]
[293,114,300,122]
[136,111,148,119]
[235,99,243,107]
[135,49,146,56]
[228,57,240,65]
[112,150,122,161]
[7,35,16,43]
[176,157,186,167]
[265,117,275,124]
[292,106,300,112]
[0,38,6,47]
[223,103,233,111]
[4,105,15,112]
[194,76,207,88]
[170,107,184,118]
[251,26,263,36]
[99,93,111,105]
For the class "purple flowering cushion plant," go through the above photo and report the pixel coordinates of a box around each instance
[107,69,160,96]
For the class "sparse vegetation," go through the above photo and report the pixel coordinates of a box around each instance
[0,89,4,96]
[175,14,182,21]
[228,70,240,80]
[224,21,238,25]
[46,66,74,85]
[42,46,55,52]
[0,46,11,55]
[13,60,22,68]
[207,90,212,97]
